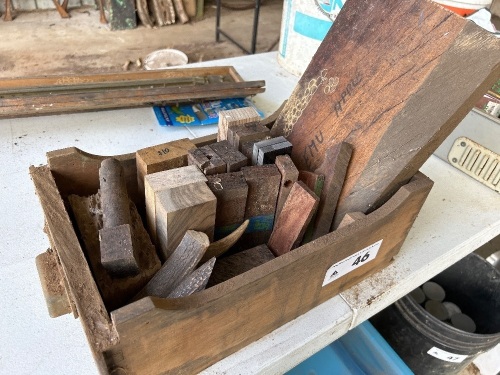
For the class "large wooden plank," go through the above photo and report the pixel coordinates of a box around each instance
[271,0,500,228]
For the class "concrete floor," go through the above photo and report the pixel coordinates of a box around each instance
[0,0,283,77]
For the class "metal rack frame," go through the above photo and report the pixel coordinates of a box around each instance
[215,0,261,54]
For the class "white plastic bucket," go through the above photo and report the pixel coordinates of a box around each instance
[277,0,346,76]
[143,49,189,70]
[432,0,491,16]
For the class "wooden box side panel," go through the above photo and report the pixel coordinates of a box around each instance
[108,173,433,374]
[30,165,117,373]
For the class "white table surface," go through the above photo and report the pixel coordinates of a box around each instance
[1,52,499,375]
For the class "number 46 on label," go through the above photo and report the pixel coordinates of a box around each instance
[322,240,382,287]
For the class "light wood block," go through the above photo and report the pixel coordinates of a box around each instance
[136,138,196,196]
[155,179,216,261]
[217,106,261,142]
[144,165,206,244]
[275,154,299,220]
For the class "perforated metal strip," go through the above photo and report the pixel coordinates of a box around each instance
[448,137,500,193]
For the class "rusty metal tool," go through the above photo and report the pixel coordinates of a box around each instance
[98,158,140,277]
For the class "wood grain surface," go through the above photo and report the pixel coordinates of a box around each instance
[168,257,216,298]
[136,138,196,196]
[155,180,216,261]
[271,0,500,228]
[108,172,433,375]
[144,165,206,245]
[274,154,299,220]
[312,142,352,238]
[207,171,248,230]
[209,140,248,172]
[188,146,226,175]
[217,106,261,142]
[268,181,319,256]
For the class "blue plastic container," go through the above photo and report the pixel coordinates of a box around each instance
[286,321,413,375]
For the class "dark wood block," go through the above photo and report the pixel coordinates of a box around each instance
[209,140,248,172]
[207,172,248,232]
[188,146,226,175]
[207,244,275,286]
[227,122,270,151]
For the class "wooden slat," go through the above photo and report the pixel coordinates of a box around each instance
[0,66,244,92]
[274,154,299,220]
[0,81,265,118]
[271,0,500,229]
[312,142,352,239]
[268,181,319,256]
[135,230,209,299]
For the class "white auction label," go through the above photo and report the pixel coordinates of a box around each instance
[322,239,383,287]
[427,347,468,363]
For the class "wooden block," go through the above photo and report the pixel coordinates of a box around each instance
[275,155,299,220]
[209,140,248,172]
[136,138,196,196]
[207,244,275,286]
[298,170,325,243]
[240,140,258,163]
[188,146,226,175]
[35,251,72,318]
[312,142,353,239]
[337,212,366,229]
[155,180,216,261]
[168,257,216,298]
[207,172,248,236]
[241,164,281,245]
[267,181,319,256]
[136,230,209,299]
[271,0,500,228]
[144,165,206,244]
[252,136,292,165]
[217,106,261,142]
[227,122,270,151]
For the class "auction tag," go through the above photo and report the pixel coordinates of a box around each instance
[322,240,382,287]
[427,347,468,363]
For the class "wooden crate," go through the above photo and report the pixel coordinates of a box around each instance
[33,143,433,374]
